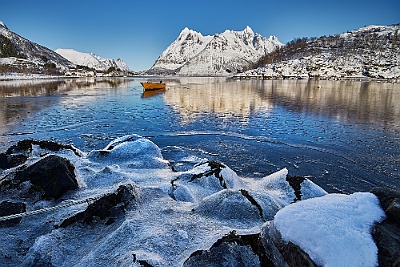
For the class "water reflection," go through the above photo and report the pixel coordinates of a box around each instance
[142,88,166,98]
[0,79,68,97]
[269,79,400,129]
[162,78,400,130]
[163,78,274,123]
[0,78,133,134]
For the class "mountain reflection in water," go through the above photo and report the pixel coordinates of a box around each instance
[163,78,400,131]
[0,77,399,193]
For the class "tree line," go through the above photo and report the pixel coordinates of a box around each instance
[0,35,26,59]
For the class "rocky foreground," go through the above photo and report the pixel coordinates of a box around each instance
[0,136,399,266]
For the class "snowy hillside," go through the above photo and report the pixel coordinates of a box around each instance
[150,26,282,76]
[55,48,131,72]
[0,21,73,73]
[242,24,400,80]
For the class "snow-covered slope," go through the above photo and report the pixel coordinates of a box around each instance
[150,26,282,76]
[0,21,73,72]
[242,24,400,80]
[150,27,213,72]
[55,48,130,72]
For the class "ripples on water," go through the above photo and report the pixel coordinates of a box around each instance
[0,77,399,193]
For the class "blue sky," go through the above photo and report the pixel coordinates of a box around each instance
[1,0,399,71]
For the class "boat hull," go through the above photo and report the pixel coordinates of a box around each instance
[140,82,166,90]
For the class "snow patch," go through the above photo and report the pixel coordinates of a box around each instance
[273,192,386,267]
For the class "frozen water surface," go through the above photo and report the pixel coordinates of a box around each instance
[1,77,399,193]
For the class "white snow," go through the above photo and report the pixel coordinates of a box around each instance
[0,21,7,29]
[55,48,131,72]
[273,192,386,267]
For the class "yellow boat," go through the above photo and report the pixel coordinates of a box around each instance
[140,81,166,91]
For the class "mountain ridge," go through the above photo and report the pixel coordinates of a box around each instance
[0,21,132,76]
[243,23,400,80]
[0,21,73,74]
[149,26,283,76]
[55,48,131,72]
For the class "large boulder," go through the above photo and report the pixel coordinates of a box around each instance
[261,193,385,267]
[15,154,78,199]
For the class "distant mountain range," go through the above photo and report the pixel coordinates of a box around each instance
[149,26,282,76]
[55,49,130,72]
[1,20,399,79]
[0,21,132,76]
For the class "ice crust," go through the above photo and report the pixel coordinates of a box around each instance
[0,135,384,266]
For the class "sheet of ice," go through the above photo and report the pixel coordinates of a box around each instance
[273,192,386,267]
[0,134,374,266]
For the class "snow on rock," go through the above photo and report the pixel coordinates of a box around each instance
[267,192,386,267]
[88,134,169,169]
[0,135,388,266]
[55,48,131,72]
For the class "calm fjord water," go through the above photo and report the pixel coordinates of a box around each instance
[0,77,399,193]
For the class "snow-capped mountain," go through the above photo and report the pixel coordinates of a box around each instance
[55,48,131,72]
[150,27,213,72]
[150,26,282,76]
[0,21,73,73]
[243,24,400,79]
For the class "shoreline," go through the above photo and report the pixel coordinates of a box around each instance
[1,72,399,83]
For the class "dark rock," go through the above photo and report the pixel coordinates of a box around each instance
[59,184,136,228]
[6,139,81,157]
[190,161,227,189]
[0,201,26,227]
[372,222,400,267]
[0,153,28,169]
[183,231,273,267]
[261,222,318,267]
[132,254,155,267]
[240,189,265,221]
[286,174,306,202]
[279,241,318,267]
[371,187,400,224]
[386,198,400,224]
[371,187,400,267]
[15,154,78,199]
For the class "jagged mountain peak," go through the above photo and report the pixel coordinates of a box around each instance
[0,21,7,29]
[150,26,282,76]
[178,27,203,38]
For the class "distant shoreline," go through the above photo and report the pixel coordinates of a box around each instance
[0,72,399,83]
